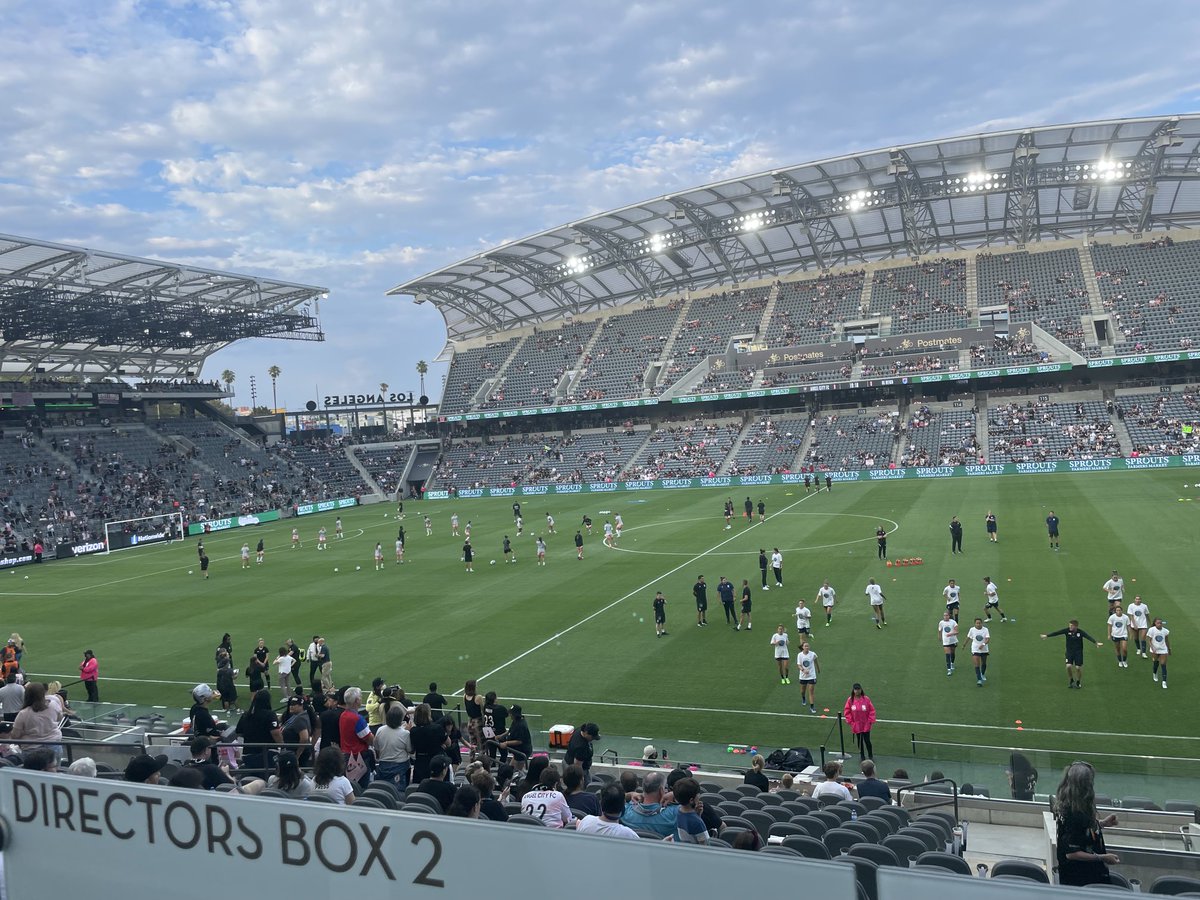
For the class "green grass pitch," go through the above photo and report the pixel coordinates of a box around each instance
[6,469,1198,770]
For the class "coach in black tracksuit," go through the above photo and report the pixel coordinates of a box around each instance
[758,549,769,589]
[1041,620,1105,690]
[949,517,964,554]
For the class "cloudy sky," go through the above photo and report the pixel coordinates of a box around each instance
[3,0,1199,409]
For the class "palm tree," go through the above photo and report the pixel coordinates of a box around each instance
[221,369,235,403]
[379,383,389,432]
[268,365,281,411]
[416,360,428,400]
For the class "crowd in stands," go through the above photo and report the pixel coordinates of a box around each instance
[624,422,740,480]
[859,353,957,377]
[690,366,756,395]
[1117,392,1200,456]
[725,417,807,476]
[804,411,898,470]
[760,365,852,387]
[875,259,968,333]
[970,335,1049,368]
[765,271,866,346]
[898,406,979,467]
[988,400,1120,462]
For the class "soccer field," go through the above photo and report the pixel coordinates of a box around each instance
[7,469,1199,774]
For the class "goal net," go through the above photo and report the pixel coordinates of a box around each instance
[103,511,185,554]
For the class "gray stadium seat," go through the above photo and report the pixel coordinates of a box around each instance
[849,843,901,867]
[781,834,832,860]
[915,851,971,876]
[506,814,547,827]
[990,860,1048,883]
[1151,875,1200,895]
[823,827,862,856]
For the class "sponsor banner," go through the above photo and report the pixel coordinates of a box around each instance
[294,497,359,516]
[1088,351,1200,368]
[419,455,1200,498]
[55,540,107,560]
[186,510,282,537]
[441,397,659,423]
[733,343,842,370]
[0,554,35,569]
[864,327,992,355]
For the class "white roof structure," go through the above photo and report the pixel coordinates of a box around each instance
[0,233,327,378]
[391,115,1200,344]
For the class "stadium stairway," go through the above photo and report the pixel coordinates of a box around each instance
[1077,244,1108,317]
[788,417,817,471]
[718,416,754,475]
[345,448,384,496]
[617,430,657,479]
[965,254,980,324]
[755,281,783,336]
[976,394,990,452]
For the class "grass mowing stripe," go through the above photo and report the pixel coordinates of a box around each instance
[454,489,824,694]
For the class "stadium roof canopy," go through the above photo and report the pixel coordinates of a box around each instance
[0,234,327,379]
[390,115,1200,345]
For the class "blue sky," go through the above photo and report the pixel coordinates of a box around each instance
[3,0,1199,409]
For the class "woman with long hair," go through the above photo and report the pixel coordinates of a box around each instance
[1054,761,1118,886]
[512,755,549,802]
[743,753,770,793]
[843,683,876,761]
[447,784,482,818]
[235,688,281,774]
[409,703,449,783]
[312,745,355,805]
[268,750,314,799]
[10,682,63,754]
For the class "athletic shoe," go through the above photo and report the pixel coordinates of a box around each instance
[776,582,783,588]
[784,678,791,685]
[883,621,888,626]
[780,678,786,685]
[656,633,662,638]
[747,624,752,630]
[697,623,703,627]
[876,622,882,630]
[661,632,668,636]
[977,679,983,686]
[735,625,740,631]
[946,669,952,676]
[981,675,987,682]
[1163,681,1168,689]
[1152,673,1158,682]
[1001,617,1008,622]
[809,705,816,714]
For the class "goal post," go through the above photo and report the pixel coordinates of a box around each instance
[102,511,185,554]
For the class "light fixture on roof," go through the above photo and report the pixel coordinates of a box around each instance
[563,255,592,275]
[649,234,666,253]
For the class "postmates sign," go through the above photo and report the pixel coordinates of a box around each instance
[0,770,853,900]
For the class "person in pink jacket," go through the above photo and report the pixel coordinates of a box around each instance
[843,682,876,761]
[79,650,99,702]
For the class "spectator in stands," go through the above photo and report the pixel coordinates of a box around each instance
[338,686,375,786]
[235,688,281,774]
[857,760,891,803]
[513,756,550,803]
[495,703,532,768]
[374,704,413,788]
[183,736,235,790]
[124,753,169,784]
[409,703,450,783]
[447,784,481,818]
[563,764,599,817]
[416,754,457,813]
[564,721,599,774]
[67,757,97,778]
[620,770,679,836]
[743,753,770,793]
[1054,761,1119,887]
[577,783,639,839]
[312,745,355,804]
[422,682,446,711]
[471,770,509,822]
[9,682,62,752]
[21,747,59,772]
[0,672,24,722]
[811,761,853,802]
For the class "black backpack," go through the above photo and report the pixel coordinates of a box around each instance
[765,747,813,771]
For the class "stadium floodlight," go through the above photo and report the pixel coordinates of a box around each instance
[563,255,592,275]
[649,234,666,253]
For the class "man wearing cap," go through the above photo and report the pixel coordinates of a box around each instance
[189,684,225,740]
[641,745,660,768]
[182,736,235,790]
[281,694,314,766]
[565,722,599,774]
[124,753,169,784]
[620,770,679,837]
[318,688,345,751]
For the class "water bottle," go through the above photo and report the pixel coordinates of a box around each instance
[850,808,858,821]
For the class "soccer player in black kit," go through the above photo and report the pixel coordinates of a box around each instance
[1046,511,1060,550]
[693,575,708,627]
[574,530,584,560]
[513,501,521,523]
[744,497,754,522]
[825,474,832,491]
[1040,619,1105,689]
[949,516,964,554]
[758,549,770,590]
[876,526,887,560]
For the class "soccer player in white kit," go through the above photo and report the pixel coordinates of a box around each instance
[796,641,819,713]
[536,537,547,566]
[1103,570,1124,613]
[795,599,812,637]
[966,617,990,685]
[241,543,251,569]
[982,576,1007,623]
[335,517,344,539]
[602,521,614,547]
[938,610,959,675]
[943,579,961,622]
[613,513,623,537]
[864,579,887,628]
[424,515,432,536]
[1126,595,1150,658]
[1107,603,1131,668]
[374,542,384,571]
[395,538,404,564]
[545,513,556,534]
[317,527,327,551]
[818,580,836,626]
[291,527,300,549]
[1147,617,1170,688]
[770,625,791,684]
[451,514,460,537]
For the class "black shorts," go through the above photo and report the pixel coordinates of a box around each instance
[1111,635,1127,644]
[946,601,960,612]
[797,627,809,635]
[741,602,752,614]
[986,600,1000,608]
[696,601,707,611]
[1065,652,1083,666]
[1048,530,1059,538]
[654,613,666,624]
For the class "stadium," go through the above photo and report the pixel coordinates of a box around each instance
[4,115,1200,893]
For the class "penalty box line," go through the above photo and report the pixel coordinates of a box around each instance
[455,490,825,695]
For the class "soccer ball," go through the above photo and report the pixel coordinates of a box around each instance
[23,576,28,580]
[188,570,193,575]
[334,568,339,573]
[355,565,361,571]
[490,560,497,565]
